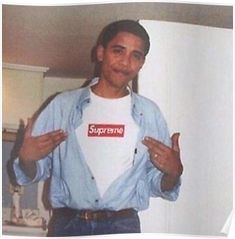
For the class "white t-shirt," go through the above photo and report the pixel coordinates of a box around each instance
[76,90,139,197]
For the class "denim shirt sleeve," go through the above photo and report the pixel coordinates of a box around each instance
[147,165,181,201]
[13,96,57,186]
[143,101,181,201]
[13,156,51,185]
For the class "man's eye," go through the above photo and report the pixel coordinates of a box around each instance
[133,53,142,61]
[112,48,123,54]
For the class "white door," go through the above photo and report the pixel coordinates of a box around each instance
[138,20,233,236]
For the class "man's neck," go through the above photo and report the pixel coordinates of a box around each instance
[91,80,129,99]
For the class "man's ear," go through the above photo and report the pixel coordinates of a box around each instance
[96,45,104,62]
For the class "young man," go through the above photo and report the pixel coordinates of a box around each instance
[14,20,183,236]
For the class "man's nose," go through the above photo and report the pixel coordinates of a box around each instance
[120,53,131,66]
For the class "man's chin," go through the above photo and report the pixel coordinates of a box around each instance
[112,73,134,83]
[111,77,132,88]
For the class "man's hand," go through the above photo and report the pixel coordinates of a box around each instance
[142,133,183,191]
[19,118,68,162]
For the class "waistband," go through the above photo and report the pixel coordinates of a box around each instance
[52,207,136,221]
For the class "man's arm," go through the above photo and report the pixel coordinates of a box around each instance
[18,118,67,180]
[142,133,183,192]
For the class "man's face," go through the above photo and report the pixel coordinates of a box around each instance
[97,32,146,89]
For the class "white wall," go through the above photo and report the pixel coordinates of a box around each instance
[2,67,44,129]
[138,20,233,236]
[2,64,86,130]
[42,76,86,101]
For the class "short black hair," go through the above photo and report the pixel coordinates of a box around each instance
[98,19,150,56]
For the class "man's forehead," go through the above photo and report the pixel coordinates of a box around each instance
[108,32,145,51]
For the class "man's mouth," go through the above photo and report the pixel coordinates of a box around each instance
[112,68,130,76]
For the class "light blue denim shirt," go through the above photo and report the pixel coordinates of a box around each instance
[14,78,181,211]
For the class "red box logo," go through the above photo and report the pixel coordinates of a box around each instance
[88,124,125,137]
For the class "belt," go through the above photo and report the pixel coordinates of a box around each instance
[53,207,136,221]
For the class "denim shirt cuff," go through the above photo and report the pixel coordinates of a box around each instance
[13,158,40,185]
[155,172,181,201]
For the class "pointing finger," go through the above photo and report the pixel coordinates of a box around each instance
[142,136,168,152]
[37,130,67,143]
[39,135,66,151]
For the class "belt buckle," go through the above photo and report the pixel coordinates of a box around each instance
[83,211,90,220]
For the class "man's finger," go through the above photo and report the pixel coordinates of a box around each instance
[148,147,163,157]
[142,136,168,151]
[36,130,67,142]
[37,132,67,156]
[37,143,58,158]
[24,118,34,138]
[149,154,164,172]
[49,132,67,146]
[171,133,180,152]
[39,133,66,148]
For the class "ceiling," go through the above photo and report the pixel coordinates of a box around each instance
[2,3,233,79]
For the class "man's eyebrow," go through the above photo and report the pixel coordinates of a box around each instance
[110,44,125,49]
[133,50,144,56]
[110,44,144,56]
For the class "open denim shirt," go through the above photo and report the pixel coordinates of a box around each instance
[14,78,181,211]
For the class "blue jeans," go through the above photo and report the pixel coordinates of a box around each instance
[47,210,141,236]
